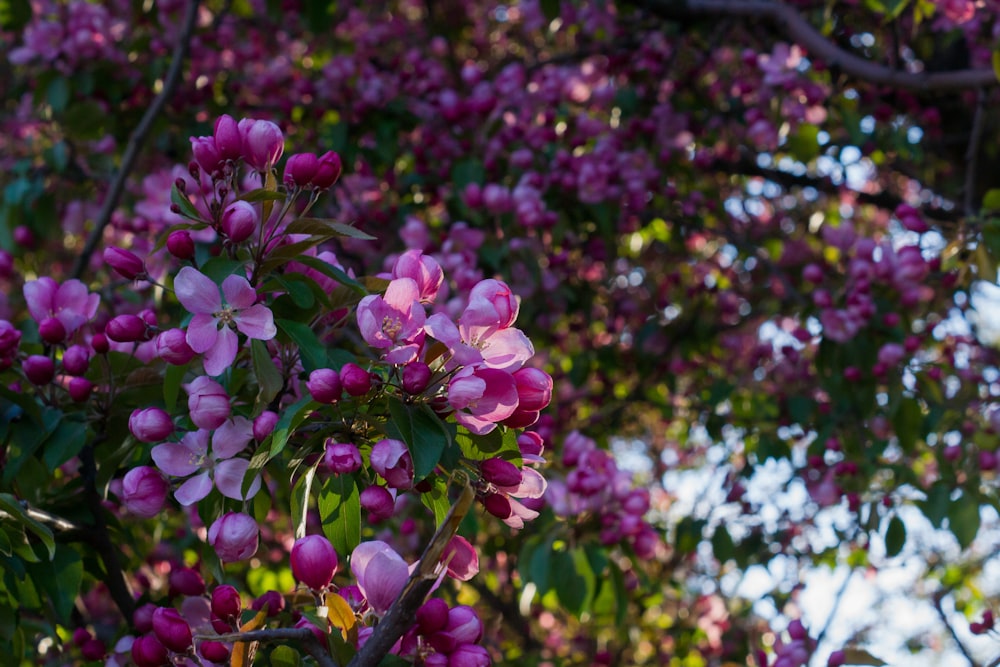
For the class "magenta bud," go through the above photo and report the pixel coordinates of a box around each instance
[445,605,483,644]
[62,345,90,376]
[253,410,279,440]
[240,119,284,171]
[104,247,146,280]
[0,249,13,279]
[787,619,808,641]
[91,332,109,354]
[130,634,169,667]
[13,225,36,248]
[211,616,231,634]
[121,466,169,518]
[106,314,149,343]
[416,598,450,634]
[190,135,222,174]
[73,628,92,646]
[208,511,259,562]
[211,584,242,621]
[23,355,55,385]
[129,408,174,442]
[283,152,319,187]
[312,151,343,189]
[80,638,105,660]
[166,230,195,260]
[251,590,285,616]
[38,316,67,344]
[68,377,94,402]
[360,485,395,521]
[155,328,195,365]
[294,617,325,643]
[370,439,413,490]
[325,441,362,475]
[186,376,231,430]
[221,200,258,244]
[168,567,206,597]
[501,408,540,429]
[213,114,242,162]
[402,362,432,394]
[448,644,490,667]
[306,368,342,403]
[480,458,522,487]
[339,363,372,396]
[290,534,339,591]
[134,603,157,634]
[151,607,192,653]
[200,641,231,663]
[483,493,512,520]
[828,650,847,667]
[512,367,552,412]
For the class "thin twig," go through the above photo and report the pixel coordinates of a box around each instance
[813,569,852,648]
[199,628,338,667]
[71,0,201,279]
[933,592,981,667]
[0,505,84,532]
[964,88,988,218]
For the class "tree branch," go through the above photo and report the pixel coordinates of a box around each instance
[71,0,201,279]
[198,628,338,667]
[933,592,982,667]
[639,0,997,91]
[964,88,987,217]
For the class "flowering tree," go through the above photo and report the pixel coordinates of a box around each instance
[3,0,1000,666]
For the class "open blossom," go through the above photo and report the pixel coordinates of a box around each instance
[23,277,99,336]
[357,278,426,363]
[174,267,276,376]
[150,418,261,506]
[351,541,411,616]
[448,366,519,435]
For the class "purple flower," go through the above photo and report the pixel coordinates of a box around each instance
[208,511,260,562]
[351,541,411,616]
[290,535,339,591]
[186,376,231,430]
[238,119,284,171]
[174,267,276,376]
[356,278,426,364]
[129,408,174,443]
[121,467,169,518]
[23,277,99,336]
[370,439,413,490]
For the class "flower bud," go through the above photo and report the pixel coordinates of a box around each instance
[131,634,169,667]
[186,376,230,430]
[134,603,157,634]
[168,567,206,597]
[156,328,196,365]
[370,439,413,490]
[483,493,511,520]
[221,200,258,244]
[104,247,146,280]
[208,511,259,562]
[200,641,231,663]
[306,368,342,403]
[62,345,90,376]
[294,617,325,643]
[211,585,242,622]
[360,485,395,521]
[312,151,343,189]
[121,466,169,518]
[291,534,339,591]
[325,441,362,474]
[283,153,319,187]
[448,644,490,667]
[253,410,279,441]
[240,119,284,171]
[190,136,222,174]
[166,230,195,260]
[91,332,109,354]
[0,250,12,279]
[416,598,450,634]
[106,314,149,343]
[512,367,552,412]
[68,377,94,402]
[151,607,192,653]
[24,355,55,385]
[402,362,432,394]
[213,114,242,162]
[480,458,521,487]
[129,408,174,442]
[443,535,479,581]
[81,637,106,660]
[13,225,36,249]
[251,590,285,616]
[38,316,67,344]
[339,363,372,396]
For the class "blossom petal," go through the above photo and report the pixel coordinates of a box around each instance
[175,267,222,315]
[175,472,213,506]
[351,541,409,616]
[480,327,533,372]
[234,304,276,340]
[215,458,261,500]
[151,432,208,476]
[221,274,257,310]
[23,278,57,322]
[202,326,238,377]
[186,313,219,354]
[212,416,254,459]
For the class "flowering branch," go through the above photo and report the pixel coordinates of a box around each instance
[196,628,339,667]
[71,0,200,279]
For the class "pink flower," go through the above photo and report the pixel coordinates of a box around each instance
[442,536,479,581]
[448,366,519,435]
[150,419,261,506]
[357,278,427,363]
[23,277,99,336]
[488,467,546,529]
[121,467,169,518]
[351,541,411,616]
[291,535,339,590]
[186,376,231,430]
[174,267,276,376]
[238,119,284,171]
[208,512,260,562]
[391,250,443,303]
[370,439,414,489]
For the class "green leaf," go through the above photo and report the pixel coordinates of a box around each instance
[25,545,81,622]
[552,547,596,617]
[0,0,32,31]
[787,123,821,162]
[319,474,361,556]
[251,339,283,411]
[170,182,205,222]
[451,159,485,191]
[540,0,559,22]
[0,494,55,560]
[983,189,1000,211]
[267,395,316,460]
[711,525,736,563]
[276,319,327,372]
[287,217,377,240]
[453,426,521,463]
[892,397,922,453]
[419,475,451,527]
[46,76,70,114]
[269,645,301,667]
[164,362,189,412]
[385,398,449,480]
[948,493,981,550]
[270,275,316,309]
[41,418,87,472]
[291,463,318,540]
[885,515,906,557]
[918,481,950,528]
[239,188,287,203]
[993,50,1000,83]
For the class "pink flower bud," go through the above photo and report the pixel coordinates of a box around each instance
[480,458,521,487]
[129,408,174,442]
[325,441,362,474]
[417,598,450,634]
[151,607,192,653]
[168,567,206,597]
[68,377,94,402]
[313,151,343,189]
[213,114,242,162]
[339,363,372,396]
[38,316,67,344]
[370,439,413,490]
[121,466,169,518]
[62,345,90,376]
[211,585,242,621]
[134,604,157,633]
[200,641,231,663]
[827,650,847,667]
[131,634,168,667]
[80,638,105,660]
[360,485,395,521]
[294,617,325,643]
[240,119,284,171]
[283,153,319,187]
[447,643,490,667]
[104,247,146,280]
[251,590,285,616]
[166,230,195,260]
[402,362,432,394]
[253,411,279,440]
[291,534,339,591]
[392,250,443,303]
[191,135,223,174]
[13,225,36,248]
[208,511,259,562]
[156,328,196,365]
[186,376,230,430]
[221,200,258,244]
[307,368,342,403]
[73,628,92,646]
[443,535,479,581]
[24,355,55,385]
[91,332,109,354]
[512,367,552,412]
[106,315,149,343]
[483,493,511,520]
[517,431,545,460]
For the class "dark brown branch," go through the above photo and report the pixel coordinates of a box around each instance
[199,628,338,667]
[964,89,987,217]
[640,0,997,91]
[933,592,981,667]
[71,0,201,279]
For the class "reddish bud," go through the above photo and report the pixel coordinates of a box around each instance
[402,362,432,394]
[221,200,258,244]
[339,363,372,396]
[106,315,149,343]
[417,599,450,634]
[211,585,242,621]
[62,345,90,376]
[134,604,157,633]
[213,114,242,162]
[129,407,174,442]
[253,410,279,441]
[104,247,146,280]
[121,466,169,518]
[283,152,319,187]
[166,230,195,260]
[156,328,196,365]
[480,458,522,487]
[312,151,343,189]
[360,485,395,521]
[307,368,342,403]
[151,607,192,653]
[24,355,55,385]
[251,590,285,616]
[168,567,206,597]
[208,511,259,562]
[68,377,94,402]
[131,634,169,667]
[325,441,362,474]
[13,225,36,249]
[483,493,512,520]
[38,316,67,344]
[291,534,339,591]
[91,332,109,354]
[200,641,231,663]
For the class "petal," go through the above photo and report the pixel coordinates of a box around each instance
[384,343,420,365]
[186,313,219,354]
[351,541,409,616]
[424,313,461,348]
[175,472,213,506]
[234,304,276,340]
[381,278,420,314]
[514,467,547,499]
[202,326,238,377]
[23,278,56,322]
[480,327,534,372]
[454,411,497,435]
[221,274,257,310]
[449,374,486,410]
[215,458,261,500]
[151,435,206,477]
[212,416,254,459]
[174,267,222,314]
